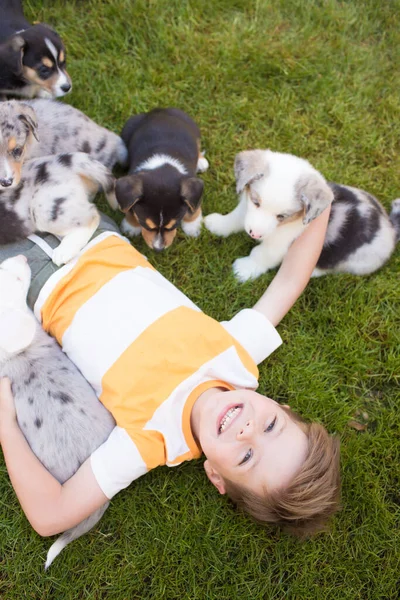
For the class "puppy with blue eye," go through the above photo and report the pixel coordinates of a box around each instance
[0,0,71,99]
[115,108,209,251]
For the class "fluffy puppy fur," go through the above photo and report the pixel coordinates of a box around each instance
[0,152,117,266]
[205,150,400,281]
[0,99,127,189]
[0,255,116,569]
[116,108,209,251]
[0,0,71,98]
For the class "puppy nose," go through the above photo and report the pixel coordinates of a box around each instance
[0,177,13,187]
[249,229,262,239]
[60,83,71,93]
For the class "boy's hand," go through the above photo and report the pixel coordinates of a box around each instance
[253,206,331,326]
[0,378,17,436]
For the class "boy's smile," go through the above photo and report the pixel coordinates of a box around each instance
[191,388,308,494]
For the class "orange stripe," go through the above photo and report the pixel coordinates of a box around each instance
[41,236,154,343]
[100,306,258,470]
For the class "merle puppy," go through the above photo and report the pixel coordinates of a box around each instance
[0,0,71,99]
[116,108,209,251]
[0,255,116,569]
[0,100,127,189]
[0,152,117,266]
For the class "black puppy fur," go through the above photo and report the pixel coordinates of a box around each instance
[116,108,207,251]
[0,0,71,98]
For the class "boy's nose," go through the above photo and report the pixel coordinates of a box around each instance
[237,419,254,440]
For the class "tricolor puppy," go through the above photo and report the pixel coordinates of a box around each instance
[0,255,115,569]
[0,99,127,189]
[0,0,71,98]
[0,152,117,266]
[204,149,400,281]
[116,108,209,251]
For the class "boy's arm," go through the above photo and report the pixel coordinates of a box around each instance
[0,377,108,537]
[253,206,331,326]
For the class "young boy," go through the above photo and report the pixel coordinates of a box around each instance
[0,207,340,540]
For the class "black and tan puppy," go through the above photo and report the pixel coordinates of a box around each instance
[116,108,209,251]
[0,0,71,98]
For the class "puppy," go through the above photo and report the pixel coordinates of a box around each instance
[116,108,209,251]
[0,99,128,189]
[0,255,116,568]
[0,152,117,266]
[204,150,400,281]
[0,0,71,98]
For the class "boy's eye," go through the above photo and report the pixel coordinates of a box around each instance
[239,449,253,466]
[265,416,277,432]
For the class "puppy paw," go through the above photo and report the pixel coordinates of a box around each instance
[52,242,81,266]
[121,217,141,237]
[197,154,209,173]
[204,213,234,237]
[233,256,266,282]
[182,214,202,237]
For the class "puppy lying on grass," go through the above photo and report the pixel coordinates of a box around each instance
[0,99,127,189]
[205,150,400,281]
[0,152,117,266]
[116,108,208,251]
[0,255,115,569]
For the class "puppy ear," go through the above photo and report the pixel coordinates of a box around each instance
[0,35,25,74]
[297,174,334,225]
[234,150,269,194]
[181,177,204,213]
[115,175,143,212]
[0,310,36,354]
[18,105,39,142]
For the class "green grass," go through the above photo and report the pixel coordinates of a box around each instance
[1,0,400,597]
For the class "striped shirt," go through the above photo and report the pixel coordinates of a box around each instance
[34,232,282,499]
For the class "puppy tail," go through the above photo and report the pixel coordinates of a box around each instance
[74,153,118,210]
[44,502,109,570]
[389,199,400,242]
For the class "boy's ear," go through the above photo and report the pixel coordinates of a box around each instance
[204,460,226,495]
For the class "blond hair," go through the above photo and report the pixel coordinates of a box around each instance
[224,409,341,536]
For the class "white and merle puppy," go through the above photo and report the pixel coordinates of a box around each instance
[0,0,71,98]
[0,99,127,189]
[204,150,400,282]
[116,108,209,251]
[0,152,117,266]
[0,255,116,569]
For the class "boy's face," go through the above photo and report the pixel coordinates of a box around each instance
[196,389,308,495]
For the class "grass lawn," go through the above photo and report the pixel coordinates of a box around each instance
[1,0,399,598]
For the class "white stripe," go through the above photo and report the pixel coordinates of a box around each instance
[27,234,54,258]
[33,232,127,321]
[145,346,259,464]
[136,154,187,175]
[45,38,58,61]
[90,426,148,499]
[61,266,201,396]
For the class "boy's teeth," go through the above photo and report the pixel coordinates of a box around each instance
[219,406,241,433]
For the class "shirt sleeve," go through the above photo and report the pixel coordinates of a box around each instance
[90,425,148,499]
[220,308,282,365]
